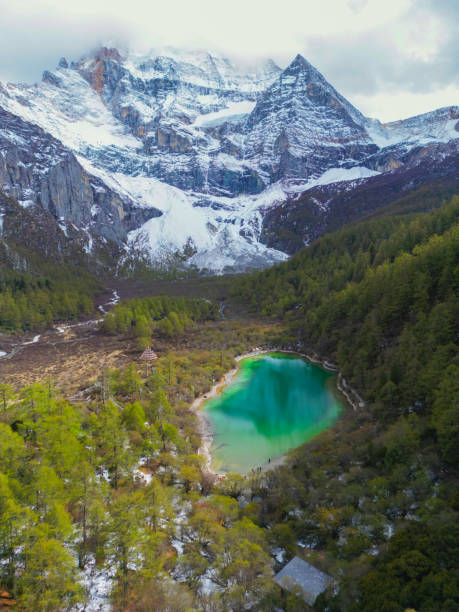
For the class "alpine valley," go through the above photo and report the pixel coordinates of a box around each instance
[0,46,457,273]
[1,38,459,612]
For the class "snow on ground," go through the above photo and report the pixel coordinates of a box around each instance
[78,159,287,273]
[273,548,286,563]
[1,47,454,275]
[188,234,288,274]
[297,166,380,191]
[0,68,141,155]
[76,158,384,273]
[121,177,212,252]
[0,50,456,275]
[23,334,41,345]
[366,107,459,148]
[171,538,184,555]
[193,101,256,127]
[128,182,288,273]
[18,200,35,208]
[384,523,395,539]
[124,47,280,94]
[199,570,218,595]
[134,468,153,485]
[95,289,120,315]
[0,129,27,146]
[83,227,94,254]
[105,290,120,306]
[73,555,116,612]
[98,468,110,484]
[58,218,69,237]
[55,319,103,334]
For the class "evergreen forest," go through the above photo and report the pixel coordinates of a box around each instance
[0,195,457,611]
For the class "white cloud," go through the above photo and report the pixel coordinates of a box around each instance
[0,0,457,121]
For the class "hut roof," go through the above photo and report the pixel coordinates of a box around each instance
[274,556,334,605]
[140,348,158,361]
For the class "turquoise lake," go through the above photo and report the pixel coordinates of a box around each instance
[203,352,343,473]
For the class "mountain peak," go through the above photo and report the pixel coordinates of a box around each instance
[92,46,123,62]
[280,53,327,85]
[293,53,308,64]
[287,53,316,72]
[0,45,456,274]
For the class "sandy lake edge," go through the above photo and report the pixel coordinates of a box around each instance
[190,347,365,477]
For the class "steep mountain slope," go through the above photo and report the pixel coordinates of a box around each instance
[0,188,105,332]
[261,139,459,253]
[0,106,160,247]
[230,196,459,610]
[243,54,377,181]
[0,47,457,272]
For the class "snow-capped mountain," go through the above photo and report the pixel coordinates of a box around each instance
[0,46,457,272]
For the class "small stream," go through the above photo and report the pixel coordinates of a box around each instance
[0,289,119,359]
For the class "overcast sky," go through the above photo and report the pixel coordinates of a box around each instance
[0,0,457,121]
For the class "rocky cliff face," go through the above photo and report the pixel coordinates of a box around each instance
[0,46,457,272]
[0,188,121,273]
[0,105,160,249]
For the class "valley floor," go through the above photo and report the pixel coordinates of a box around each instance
[0,276,239,390]
[0,261,456,611]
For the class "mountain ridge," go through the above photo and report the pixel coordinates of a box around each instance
[0,46,457,273]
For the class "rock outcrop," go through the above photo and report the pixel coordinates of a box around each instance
[0,106,161,248]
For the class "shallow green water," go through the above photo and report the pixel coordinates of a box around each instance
[203,352,342,474]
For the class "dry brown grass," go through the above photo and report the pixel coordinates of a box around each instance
[0,324,135,391]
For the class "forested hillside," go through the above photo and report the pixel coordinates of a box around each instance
[232,196,459,609]
[233,196,458,430]
[102,295,219,347]
[0,316,279,610]
[0,193,457,610]
[0,267,99,332]
[0,189,109,332]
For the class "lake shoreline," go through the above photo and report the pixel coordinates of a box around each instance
[190,348,269,476]
[190,347,362,477]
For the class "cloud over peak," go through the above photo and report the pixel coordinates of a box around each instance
[0,0,457,120]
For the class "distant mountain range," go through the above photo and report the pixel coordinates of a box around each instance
[0,46,457,273]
